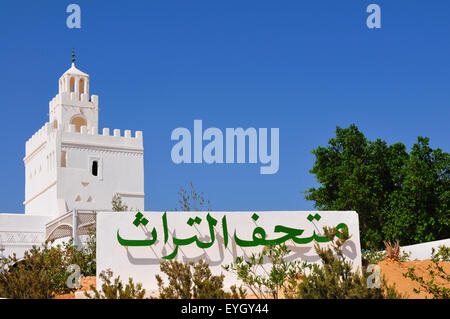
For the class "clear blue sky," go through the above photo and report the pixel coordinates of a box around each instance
[0,1,449,213]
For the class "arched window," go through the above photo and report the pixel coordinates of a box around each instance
[79,78,85,94]
[70,77,75,92]
[79,78,85,100]
[70,116,87,133]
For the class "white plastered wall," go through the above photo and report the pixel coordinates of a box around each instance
[24,124,59,216]
[59,131,145,213]
[0,214,51,260]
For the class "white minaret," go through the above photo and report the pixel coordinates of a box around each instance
[50,61,98,133]
[24,52,145,217]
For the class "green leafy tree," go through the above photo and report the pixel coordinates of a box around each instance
[305,124,450,249]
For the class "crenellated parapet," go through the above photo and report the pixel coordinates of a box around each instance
[61,125,143,151]
[25,122,143,160]
[49,91,99,110]
[25,122,54,158]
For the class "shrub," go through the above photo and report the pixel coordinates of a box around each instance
[362,245,410,266]
[64,235,96,277]
[226,227,403,299]
[362,249,388,266]
[403,245,450,299]
[176,182,211,212]
[156,259,245,299]
[295,227,403,299]
[223,244,305,299]
[434,245,450,262]
[384,240,401,261]
[87,269,146,299]
[112,193,129,212]
[0,233,96,299]
[0,244,68,298]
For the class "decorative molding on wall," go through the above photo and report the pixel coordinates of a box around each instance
[0,243,41,248]
[62,143,143,155]
[59,104,96,109]
[116,192,145,198]
[23,180,57,205]
[23,141,47,163]
[0,231,44,244]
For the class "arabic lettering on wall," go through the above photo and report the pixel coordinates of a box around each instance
[116,212,349,260]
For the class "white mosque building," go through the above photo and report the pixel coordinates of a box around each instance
[0,58,145,259]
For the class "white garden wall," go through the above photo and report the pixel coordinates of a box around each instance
[401,239,450,260]
[96,211,362,296]
[0,214,50,260]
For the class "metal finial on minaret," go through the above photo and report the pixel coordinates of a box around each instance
[72,48,76,64]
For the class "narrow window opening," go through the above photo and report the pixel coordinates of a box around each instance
[61,151,67,168]
[92,160,98,176]
[70,77,75,92]
[79,78,85,100]
[79,79,84,93]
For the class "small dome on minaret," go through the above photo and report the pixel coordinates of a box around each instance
[62,62,89,78]
[58,49,90,96]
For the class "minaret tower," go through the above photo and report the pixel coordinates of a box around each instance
[24,51,145,217]
[49,49,99,134]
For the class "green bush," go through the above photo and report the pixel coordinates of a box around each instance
[295,227,404,299]
[362,249,387,265]
[87,269,146,299]
[403,245,450,299]
[223,244,305,299]
[226,227,404,299]
[112,193,129,212]
[66,235,96,277]
[362,248,411,266]
[0,233,96,299]
[434,245,450,262]
[156,259,246,299]
[0,244,68,298]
